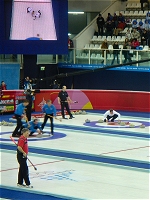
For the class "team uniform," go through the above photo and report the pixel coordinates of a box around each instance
[17,135,30,186]
[23,121,42,136]
[41,104,57,134]
[104,110,121,122]
[12,103,26,137]
[58,90,73,119]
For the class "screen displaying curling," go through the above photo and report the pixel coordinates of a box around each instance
[10,0,57,40]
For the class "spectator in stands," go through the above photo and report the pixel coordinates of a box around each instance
[141,29,148,45]
[140,0,149,11]
[125,29,132,40]
[124,38,130,45]
[138,21,145,34]
[64,36,74,63]
[111,19,116,30]
[146,12,150,20]
[144,19,150,31]
[105,21,114,36]
[1,81,7,90]
[111,41,119,65]
[96,14,105,36]
[113,13,118,28]
[131,38,140,49]
[106,13,113,22]
[101,39,109,63]
[131,28,141,42]
[123,41,133,64]
[118,13,125,23]
[123,38,130,55]
[125,18,131,25]
[132,20,138,29]
[113,21,125,36]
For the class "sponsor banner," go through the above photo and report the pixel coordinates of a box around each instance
[0,98,15,112]
[34,89,150,112]
[15,95,26,107]
[58,64,150,72]
[1,90,150,113]
[0,91,35,112]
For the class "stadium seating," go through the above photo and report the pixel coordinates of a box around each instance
[77,1,150,65]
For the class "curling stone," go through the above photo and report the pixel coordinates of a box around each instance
[75,111,79,115]
[79,110,82,114]
[140,124,145,128]
[98,119,103,123]
[1,120,6,125]
[36,134,43,138]
[8,122,14,126]
[82,110,86,115]
[9,118,16,122]
[85,119,90,123]
[129,123,135,128]
[0,122,1,126]
[71,111,75,115]
[120,122,126,126]
[3,122,9,126]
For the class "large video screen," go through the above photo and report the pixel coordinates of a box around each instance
[0,0,68,54]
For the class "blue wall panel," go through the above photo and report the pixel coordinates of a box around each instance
[58,67,150,91]
[0,63,20,89]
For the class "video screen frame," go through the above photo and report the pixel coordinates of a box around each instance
[0,0,68,54]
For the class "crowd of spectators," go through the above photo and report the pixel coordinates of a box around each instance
[96,11,150,47]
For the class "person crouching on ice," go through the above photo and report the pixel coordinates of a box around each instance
[24,118,43,136]
[103,109,121,122]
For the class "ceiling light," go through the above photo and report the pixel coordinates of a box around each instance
[68,12,84,14]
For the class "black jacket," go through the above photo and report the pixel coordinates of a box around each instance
[97,16,105,27]
[113,44,119,54]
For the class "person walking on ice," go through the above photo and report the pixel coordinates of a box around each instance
[17,128,33,188]
[12,99,29,137]
[58,86,74,119]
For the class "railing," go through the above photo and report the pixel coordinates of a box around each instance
[0,54,23,67]
[0,48,150,67]
[58,48,150,67]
